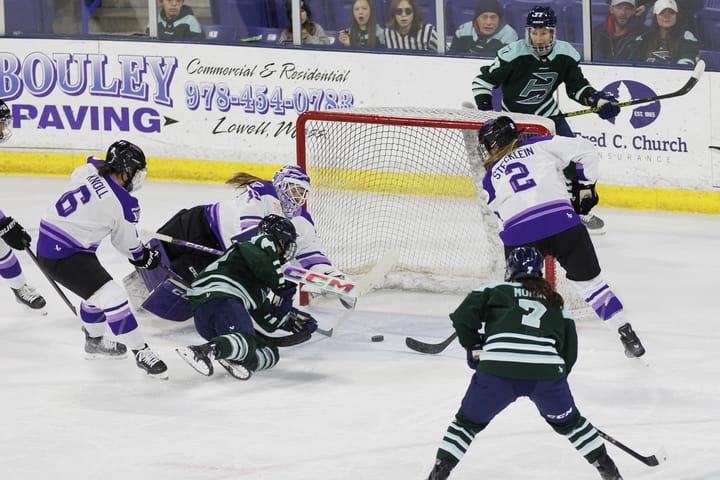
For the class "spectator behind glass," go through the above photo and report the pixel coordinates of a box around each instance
[592,0,647,61]
[278,0,331,45]
[385,0,439,51]
[155,0,203,39]
[626,0,699,64]
[449,0,518,55]
[338,0,386,48]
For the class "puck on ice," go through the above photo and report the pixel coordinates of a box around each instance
[371,335,384,342]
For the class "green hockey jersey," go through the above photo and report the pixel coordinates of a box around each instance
[471,39,594,117]
[450,281,578,380]
[186,234,293,332]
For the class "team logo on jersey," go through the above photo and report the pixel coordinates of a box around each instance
[601,81,661,129]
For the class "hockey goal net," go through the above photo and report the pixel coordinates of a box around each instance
[296,107,563,296]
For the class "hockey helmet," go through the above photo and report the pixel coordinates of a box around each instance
[106,140,147,192]
[258,214,298,263]
[477,116,520,160]
[505,246,544,281]
[525,6,557,56]
[272,165,311,217]
[0,99,12,143]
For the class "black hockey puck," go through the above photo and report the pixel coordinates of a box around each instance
[371,335,384,342]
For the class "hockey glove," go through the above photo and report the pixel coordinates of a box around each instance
[129,246,161,270]
[269,286,297,319]
[279,308,318,335]
[0,216,31,250]
[466,342,484,370]
[589,91,620,120]
[571,182,599,215]
[474,93,493,111]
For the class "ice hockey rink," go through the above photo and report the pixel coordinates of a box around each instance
[0,175,718,480]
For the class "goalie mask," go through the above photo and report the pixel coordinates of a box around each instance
[106,140,147,192]
[525,6,557,56]
[505,246,544,281]
[272,165,311,217]
[477,116,520,161]
[0,100,12,143]
[258,214,298,263]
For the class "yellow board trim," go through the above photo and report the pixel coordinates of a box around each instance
[2,152,719,214]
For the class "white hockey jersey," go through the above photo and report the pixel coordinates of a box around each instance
[482,135,600,246]
[37,158,145,261]
[204,179,332,269]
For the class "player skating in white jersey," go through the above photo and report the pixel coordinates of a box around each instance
[36,140,169,378]
[0,100,47,313]
[475,116,645,358]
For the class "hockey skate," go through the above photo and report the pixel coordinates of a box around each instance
[82,326,127,359]
[12,284,47,314]
[132,344,169,379]
[580,214,606,235]
[593,453,623,480]
[175,343,216,376]
[618,323,646,358]
[217,359,252,380]
[427,459,454,480]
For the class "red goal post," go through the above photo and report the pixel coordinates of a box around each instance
[295,107,560,301]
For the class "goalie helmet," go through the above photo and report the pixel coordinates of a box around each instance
[0,99,12,144]
[106,140,147,192]
[505,246,544,281]
[258,214,298,263]
[477,116,520,160]
[272,165,311,217]
[525,6,557,56]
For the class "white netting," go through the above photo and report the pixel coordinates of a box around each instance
[297,107,558,294]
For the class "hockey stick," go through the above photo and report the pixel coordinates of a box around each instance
[710,146,720,151]
[142,230,360,299]
[321,251,400,337]
[405,332,458,354]
[24,246,78,316]
[554,60,705,119]
[596,428,668,467]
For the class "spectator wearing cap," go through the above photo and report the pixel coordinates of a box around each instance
[448,0,518,55]
[592,0,646,61]
[626,0,699,64]
[278,0,331,45]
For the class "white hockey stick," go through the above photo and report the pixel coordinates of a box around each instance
[320,251,400,337]
[142,230,360,298]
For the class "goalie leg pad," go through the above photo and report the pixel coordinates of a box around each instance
[141,276,193,322]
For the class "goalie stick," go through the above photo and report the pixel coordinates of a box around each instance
[597,428,668,467]
[142,230,360,299]
[405,332,458,354]
[320,251,400,337]
[554,60,705,119]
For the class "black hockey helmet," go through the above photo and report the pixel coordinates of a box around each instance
[0,99,12,143]
[106,140,147,192]
[505,246,544,281]
[258,214,298,262]
[478,116,520,157]
[525,6,557,55]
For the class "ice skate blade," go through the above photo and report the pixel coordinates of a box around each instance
[84,352,128,360]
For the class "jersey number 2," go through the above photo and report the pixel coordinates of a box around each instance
[506,162,537,192]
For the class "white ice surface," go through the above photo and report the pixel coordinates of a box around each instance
[0,176,718,480]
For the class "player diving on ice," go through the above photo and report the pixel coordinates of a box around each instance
[473,116,645,359]
[131,165,353,323]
